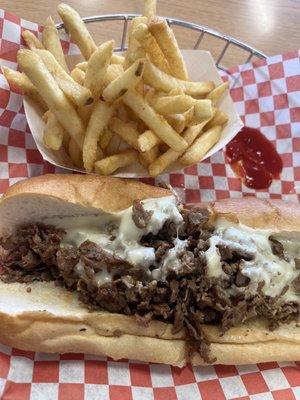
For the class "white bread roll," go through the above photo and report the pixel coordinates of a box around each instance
[0,174,299,366]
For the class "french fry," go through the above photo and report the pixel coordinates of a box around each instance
[194,99,213,122]
[111,54,125,65]
[142,0,157,21]
[139,145,160,168]
[207,81,229,105]
[144,60,214,96]
[22,30,44,50]
[84,40,114,99]
[68,138,83,168]
[95,149,138,176]
[100,127,113,150]
[133,23,170,74]
[18,49,85,149]
[149,18,188,80]
[137,129,161,152]
[153,94,195,114]
[43,110,65,150]
[42,16,69,72]
[102,59,145,103]
[36,49,93,107]
[70,67,85,85]
[57,3,97,60]
[165,113,185,133]
[168,88,184,96]
[149,121,209,176]
[125,16,148,68]
[76,61,87,71]
[83,100,115,172]
[2,66,47,110]
[109,117,139,149]
[184,106,195,126]
[204,109,228,131]
[103,64,124,87]
[179,125,222,165]
[123,89,188,152]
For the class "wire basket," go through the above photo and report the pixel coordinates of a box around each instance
[56,13,267,72]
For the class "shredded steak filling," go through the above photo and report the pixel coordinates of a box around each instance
[0,206,299,363]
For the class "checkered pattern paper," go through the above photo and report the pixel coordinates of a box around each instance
[0,9,299,400]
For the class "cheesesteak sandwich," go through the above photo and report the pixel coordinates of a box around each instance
[0,174,299,366]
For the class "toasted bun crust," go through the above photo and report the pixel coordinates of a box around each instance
[0,174,299,366]
[0,174,170,235]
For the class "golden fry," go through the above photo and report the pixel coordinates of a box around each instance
[43,111,65,150]
[144,60,214,96]
[165,113,185,133]
[42,16,69,72]
[57,3,97,60]
[149,121,209,176]
[83,100,115,172]
[18,49,85,148]
[153,94,195,114]
[183,106,195,126]
[149,18,188,80]
[70,67,85,85]
[142,0,157,20]
[111,54,125,65]
[84,40,114,99]
[194,99,213,122]
[125,16,148,68]
[133,22,170,74]
[137,129,161,152]
[103,64,124,87]
[179,125,222,165]
[204,109,228,131]
[139,145,160,169]
[123,89,188,152]
[168,88,184,96]
[100,127,113,150]
[207,81,229,105]
[109,117,139,149]
[2,66,47,110]
[76,61,87,71]
[95,149,138,175]
[36,49,93,107]
[22,30,44,50]
[102,59,145,103]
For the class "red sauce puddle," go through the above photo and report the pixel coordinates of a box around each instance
[225,127,283,190]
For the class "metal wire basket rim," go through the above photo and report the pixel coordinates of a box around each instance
[56,13,267,63]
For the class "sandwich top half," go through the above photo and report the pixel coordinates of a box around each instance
[0,174,299,362]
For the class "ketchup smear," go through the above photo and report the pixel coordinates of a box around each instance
[225,127,283,190]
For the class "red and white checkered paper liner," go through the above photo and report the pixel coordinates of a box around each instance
[0,9,300,400]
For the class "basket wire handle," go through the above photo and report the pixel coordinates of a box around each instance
[56,13,267,71]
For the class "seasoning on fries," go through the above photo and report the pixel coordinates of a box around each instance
[5,0,230,176]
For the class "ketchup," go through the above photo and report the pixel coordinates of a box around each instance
[225,127,283,190]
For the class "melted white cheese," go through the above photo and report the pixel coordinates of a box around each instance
[205,218,300,300]
[152,238,188,280]
[49,196,183,285]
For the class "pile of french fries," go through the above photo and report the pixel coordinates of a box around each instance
[2,1,229,177]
